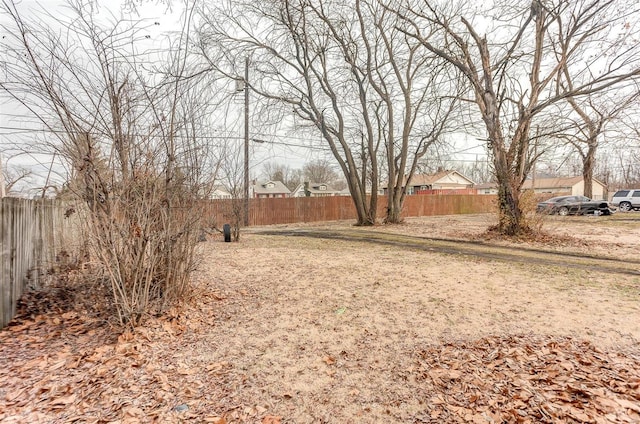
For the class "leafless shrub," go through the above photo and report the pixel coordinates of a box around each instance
[1,0,218,325]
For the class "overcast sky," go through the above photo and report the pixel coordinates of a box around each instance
[0,0,488,195]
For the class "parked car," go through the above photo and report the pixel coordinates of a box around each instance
[536,195,614,216]
[610,189,640,212]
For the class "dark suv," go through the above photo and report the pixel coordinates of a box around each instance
[610,189,640,212]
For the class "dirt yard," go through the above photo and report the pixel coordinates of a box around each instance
[1,213,639,423]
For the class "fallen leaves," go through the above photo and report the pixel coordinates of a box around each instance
[412,335,640,423]
[2,269,639,423]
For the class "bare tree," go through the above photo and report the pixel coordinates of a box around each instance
[0,162,33,195]
[261,161,303,191]
[196,0,460,225]
[394,0,640,235]
[0,158,6,197]
[553,91,638,198]
[554,15,640,198]
[613,117,640,187]
[0,0,216,325]
[302,159,339,184]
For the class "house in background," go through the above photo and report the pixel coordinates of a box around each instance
[251,180,291,198]
[477,176,607,200]
[382,170,476,195]
[523,176,606,199]
[475,182,499,195]
[291,182,342,197]
[209,185,233,199]
[337,187,352,196]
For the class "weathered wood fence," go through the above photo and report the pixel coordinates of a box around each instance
[1,198,77,328]
[200,194,497,227]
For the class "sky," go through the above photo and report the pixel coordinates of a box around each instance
[0,0,488,195]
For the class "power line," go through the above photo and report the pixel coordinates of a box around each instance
[0,125,494,157]
[0,125,246,140]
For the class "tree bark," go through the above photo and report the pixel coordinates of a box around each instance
[582,140,597,199]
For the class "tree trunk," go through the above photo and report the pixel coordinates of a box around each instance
[385,182,405,224]
[495,176,526,236]
[347,176,375,226]
[385,195,402,224]
[582,140,597,199]
[491,141,529,236]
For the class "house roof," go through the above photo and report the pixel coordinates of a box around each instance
[252,180,291,194]
[521,176,605,189]
[408,170,447,186]
[292,182,344,196]
[308,182,340,194]
[211,184,231,193]
[381,170,475,190]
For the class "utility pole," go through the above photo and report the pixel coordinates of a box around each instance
[532,126,539,193]
[243,57,250,227]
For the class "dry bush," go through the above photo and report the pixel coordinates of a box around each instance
[519,189,546,234]
[0,1,220,326]
[77,151,201,326]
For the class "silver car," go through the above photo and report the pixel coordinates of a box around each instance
[610,189,640,212]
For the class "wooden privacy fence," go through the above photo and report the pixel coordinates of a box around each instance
[0,198,77,328]
[200,194,497,227]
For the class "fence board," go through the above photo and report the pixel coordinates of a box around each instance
[0,198,77,328]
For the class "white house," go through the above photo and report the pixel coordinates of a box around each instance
[291,182,342,197]
[251,180,291,198]
[382,170,475,195]
[210,185,233,199]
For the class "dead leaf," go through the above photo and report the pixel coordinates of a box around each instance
[615,397,640,413]
[428,367,461,380]
[322,355,336,365]
[565,406,591,422]
[5,387,27,403]
[177,367,196,375]
[262,416,282,424]
[48,359,67,372]
[118,330,134,343]
[204,417,227,424]
[51,393,76,406]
